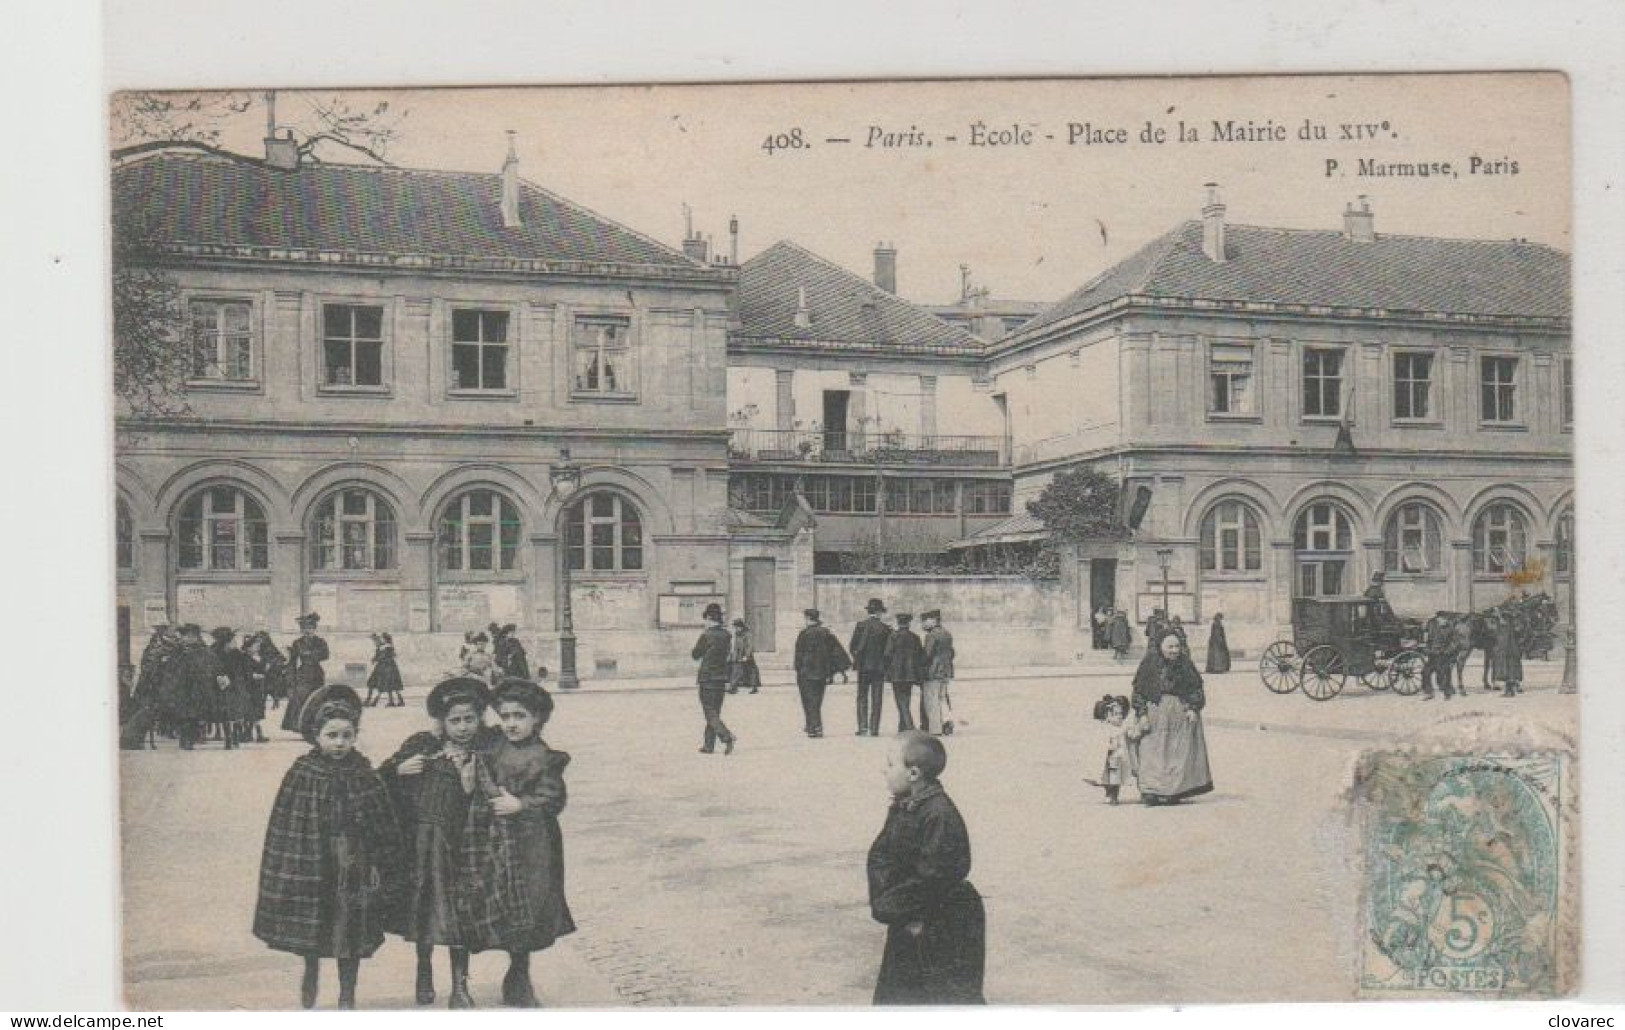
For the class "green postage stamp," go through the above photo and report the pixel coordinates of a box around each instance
[1358,751,1569,998]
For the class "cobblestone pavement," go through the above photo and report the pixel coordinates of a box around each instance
[120,661,1574,1009]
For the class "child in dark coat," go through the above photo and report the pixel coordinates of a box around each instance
[456,679,576,1007]
[367,632,407,707]
[380,677,501,1008]
[253,684,405,1010]
[867,731,986,1005]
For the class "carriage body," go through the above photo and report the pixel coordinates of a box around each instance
[1258,597,1427,700]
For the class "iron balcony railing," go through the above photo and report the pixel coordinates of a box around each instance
[728,428,1009,467]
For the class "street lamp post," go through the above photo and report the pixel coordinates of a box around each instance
[550,448,583,690]
[1560,510,1576,694]
[1156,547,1173,618]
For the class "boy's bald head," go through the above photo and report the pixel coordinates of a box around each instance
[896,730,946,780]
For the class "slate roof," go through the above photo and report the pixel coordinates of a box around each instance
[734,241,985,354]
[1015,220,1570,338]
[111,147,702,272]
[946,510,1046,550]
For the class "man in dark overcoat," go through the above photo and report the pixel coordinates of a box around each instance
[1492,610,1525,697]
[849,598,894,737]
[793,608,851,738]
[1204,612,1232,674]
[171,623,226,750]
[281,613,329,734]
[690,602,737,753]
[921,610,957,736]
[883,613,927,732]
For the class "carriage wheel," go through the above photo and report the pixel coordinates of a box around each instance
[1300,645,1347,701]
[1259,640,1301,694]
[1387,650,1426,696]
[1359,664,1390,692]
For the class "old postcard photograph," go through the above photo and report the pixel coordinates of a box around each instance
[105,74,1578,1008]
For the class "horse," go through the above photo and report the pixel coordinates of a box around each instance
[1424,612,1473,698]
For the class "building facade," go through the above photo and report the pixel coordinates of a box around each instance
[983,191,1573,652]
[113,142,737,676]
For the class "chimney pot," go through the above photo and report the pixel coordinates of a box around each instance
[873,242,898,293]
[501,132,522,229]
[1343,195,1375,243]
[1202,183,1226,262]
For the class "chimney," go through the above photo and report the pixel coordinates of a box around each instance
[873,242,897,293]
[263,130,300,171]
[793,286,812,329]
[1202,183,1226,263]
[728,215,739,265]
[682,234,711,263]
[501,131,522,229]
[1343,195,1375,243]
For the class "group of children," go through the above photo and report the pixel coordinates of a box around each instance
[253,674,572,1010]
[122,622,289,750]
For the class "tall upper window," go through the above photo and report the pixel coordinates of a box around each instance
[311,489,397,571]
[1562,358,1574,428]
[1294,502,1352,552]
[451,310,510,391]
[189,299,254,382]
[1302,348,1344,419]
[567,493,643,571]
[1473,502,1529,574]
[572,316,634,397]
[1393,353,1433,421]
[1383,502,1442,573]
[1480,356,1519,423]
[116,498,134,571]
[1200,500,1262,574]
[440,490,521,572]
[1208,344,1255,415]
[178,487,268,571]
[323,304,385,387]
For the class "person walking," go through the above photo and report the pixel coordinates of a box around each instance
[921,610,957,736]
[793,608,851,738]
[1131,630,1214,806]
[368,632,407,708]
[690,603,737,754]
[280,613,329,734]
[1109,608,1133,661]
[1204,613,1232,674]
[850,599,894,737]
[882,612,926,732]
[727,618,761,695]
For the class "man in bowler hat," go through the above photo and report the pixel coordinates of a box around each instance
[883,613,926,732]
[691,602,737,754]
[793,608,851,738]
[849,598,894,736]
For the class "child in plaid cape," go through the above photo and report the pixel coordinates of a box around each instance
[253,684,406,1010]
[455,678,576,1007]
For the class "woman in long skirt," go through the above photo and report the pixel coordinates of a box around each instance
[1130,630,1213,805]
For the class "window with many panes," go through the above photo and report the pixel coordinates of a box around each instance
[1302,348,1344,419]
[1383,502,1442,573]
[178,487,268,571]
[1199,500,1262,574]
[116,498,134,572]
[1294,502,1352,552]
[1562,358,1574,429]
[1480,356,1519,423]
[439,490,521,572]
[1473,503,1528,574]
[451,309,510,391]
[1393,352,1434,421]
[572,316,634,397]
[729,473,793,513]
[883,479,954,515]
[808,475,878,514]
[1208,343,1254,415]
[567,493,643,571]
[963,481,1012,515]
[322,304,385,388]
[189,299,255,382]
[311,489,397,572]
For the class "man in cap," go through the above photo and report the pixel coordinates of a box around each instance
[849,598,893,736]
[920,610,957,736]
[691,602,737,754]
[793,608,851,738]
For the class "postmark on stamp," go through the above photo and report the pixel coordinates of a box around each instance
[1356,751,1567,998]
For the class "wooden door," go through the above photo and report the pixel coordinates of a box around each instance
[743,557,777,652]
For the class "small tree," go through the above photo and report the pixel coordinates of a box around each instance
[1026,466,1129,544]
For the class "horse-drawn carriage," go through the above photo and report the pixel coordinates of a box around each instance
[1258,597,1428,700]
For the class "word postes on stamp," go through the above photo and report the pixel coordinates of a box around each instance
[1358,752,1565,998]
